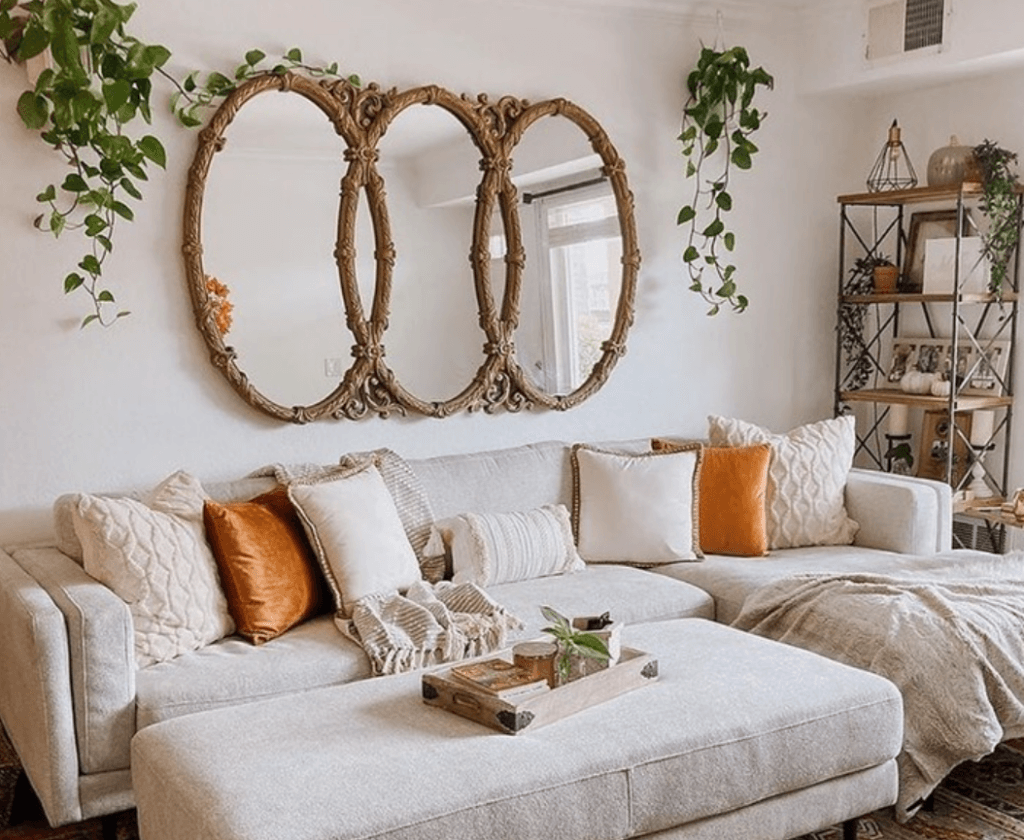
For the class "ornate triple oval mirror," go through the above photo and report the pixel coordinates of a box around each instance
[183,74,639,422]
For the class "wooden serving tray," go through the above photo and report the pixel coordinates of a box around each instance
[421,646,658,735]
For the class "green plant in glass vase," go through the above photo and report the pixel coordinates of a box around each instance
[540,605,610,684]
[678,45,773,315]
[973,139,1022,298]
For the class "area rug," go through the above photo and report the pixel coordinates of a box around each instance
[6,742,1024,839]
[801,738,1024,840]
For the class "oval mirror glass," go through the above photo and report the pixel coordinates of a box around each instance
[201,90,349,408]
[511,114,623,397]
[375,103,488,406]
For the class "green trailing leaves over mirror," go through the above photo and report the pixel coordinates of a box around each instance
[0,0,169,327]
[677,45,772,315]
[0,0,358,328]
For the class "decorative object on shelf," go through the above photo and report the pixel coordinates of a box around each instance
[904,209,974,293]
[970,409,995,448]
[900,369,938,394]
[962,341,1010,396]
[871,257,900,293]
[678,44,773,315]
[926,136,981,188]
[885,433,914,475]
[539,605,611,685]
[887,402,909,436]
[967,443,997,500]
[917,409,972,487]
[866,119,918,192]
[972,139,1022,297]
[922,235,989,294]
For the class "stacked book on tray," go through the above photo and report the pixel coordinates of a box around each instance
[449,658,551,700]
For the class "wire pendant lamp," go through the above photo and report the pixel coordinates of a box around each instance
[866,119,918,192]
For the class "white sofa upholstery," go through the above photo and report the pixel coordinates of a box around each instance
[0,436,953,827]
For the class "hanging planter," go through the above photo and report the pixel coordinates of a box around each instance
[677,45,773,315]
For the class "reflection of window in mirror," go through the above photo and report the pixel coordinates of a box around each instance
[512,179,622,394]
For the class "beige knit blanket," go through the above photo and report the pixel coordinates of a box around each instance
[337,580,523,677]
[732,554,1024,822]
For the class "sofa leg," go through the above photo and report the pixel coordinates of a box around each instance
[100,813,120,840]
[842,817,858,840]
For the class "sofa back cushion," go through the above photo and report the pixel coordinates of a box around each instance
[409,441,572,520]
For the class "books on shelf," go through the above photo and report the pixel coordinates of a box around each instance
[449,658,550,699]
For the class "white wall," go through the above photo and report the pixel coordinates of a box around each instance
[0,0,862,543]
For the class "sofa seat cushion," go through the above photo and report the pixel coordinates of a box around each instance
[131,619,902,840]
[653,546,999,624]
[135,615,371,730]
[489,564,714,638]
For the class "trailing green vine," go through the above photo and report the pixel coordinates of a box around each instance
[0,0,169,327]
[678,45,772,315]
[170,47,359,128]
[973,139,1021,297]
[1,0,358,328]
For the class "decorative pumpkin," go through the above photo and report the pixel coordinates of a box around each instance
[900,370,938,394]
[930,378,952,397]
[926,136,982,188]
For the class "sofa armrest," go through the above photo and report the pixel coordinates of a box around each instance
[0,548,83,825]
[846,469,952,555]
[9,548,135,778]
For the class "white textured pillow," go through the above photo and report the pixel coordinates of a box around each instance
[571,444,702,565]
[433,505,583,587]
[71,471,235,668]
[288,462,421,616]
[707,415,859,550]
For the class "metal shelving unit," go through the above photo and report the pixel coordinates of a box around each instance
[834,184,1021,551]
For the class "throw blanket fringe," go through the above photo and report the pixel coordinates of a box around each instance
[733,555,1024,822]
[338,580,523,677]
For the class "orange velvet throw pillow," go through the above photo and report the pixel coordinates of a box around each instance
[653,440,771,557]
[204,488,328,644]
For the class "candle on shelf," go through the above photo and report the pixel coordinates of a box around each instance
[970,410,995,447]
[887,403,909,436]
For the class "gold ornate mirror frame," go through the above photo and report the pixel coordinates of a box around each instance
[183,73,640,423]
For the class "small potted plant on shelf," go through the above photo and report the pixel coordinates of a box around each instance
[868,255,900,294]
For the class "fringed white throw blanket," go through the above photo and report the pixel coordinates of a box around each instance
[732,554,1024,822]
[337,580,523,677]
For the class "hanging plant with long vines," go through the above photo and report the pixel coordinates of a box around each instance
[0,0,357,327]
[678,45,772,315]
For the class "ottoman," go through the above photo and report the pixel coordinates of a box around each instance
[131,619,903,840]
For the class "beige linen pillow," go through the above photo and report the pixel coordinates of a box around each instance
[707,415,859,550]
[288,461,421,616]
[71,470,235,668]
[430,504,584,587]
[571,444,702,565]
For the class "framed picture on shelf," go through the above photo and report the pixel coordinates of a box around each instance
[904,210,975,293]
[884,337,977,390]
[917,409,972,487]
[962,341,1010,395]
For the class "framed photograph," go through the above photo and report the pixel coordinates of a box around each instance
[917,409,972,487]
[962,340,1010,395]
[904,210,975,292]
[885,337,977,390]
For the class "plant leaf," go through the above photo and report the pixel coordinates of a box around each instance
[138,135,166,168]
[17,91,49,130]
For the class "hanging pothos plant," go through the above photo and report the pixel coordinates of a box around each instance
[1,0,357,327]
[972,139,1021,297]
[678,45,772,315]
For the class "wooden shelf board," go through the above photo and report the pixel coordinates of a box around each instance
[841,291,1019,304]
[838,184,985,206]
[839,389,1013,410]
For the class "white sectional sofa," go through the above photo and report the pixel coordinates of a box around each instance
[0,435,955,831]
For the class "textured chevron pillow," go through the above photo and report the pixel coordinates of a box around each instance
[707,415,859,550]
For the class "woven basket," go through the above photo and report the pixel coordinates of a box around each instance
[0,721,22,828]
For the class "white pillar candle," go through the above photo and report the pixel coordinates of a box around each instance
[970,410,995,447]
[887,403,909,436]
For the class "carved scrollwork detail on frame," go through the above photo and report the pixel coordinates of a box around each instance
[183,73,639,422]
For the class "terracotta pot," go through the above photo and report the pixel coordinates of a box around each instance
[872,264,899,294]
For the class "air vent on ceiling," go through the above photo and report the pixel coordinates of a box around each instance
[865,0,946,62]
